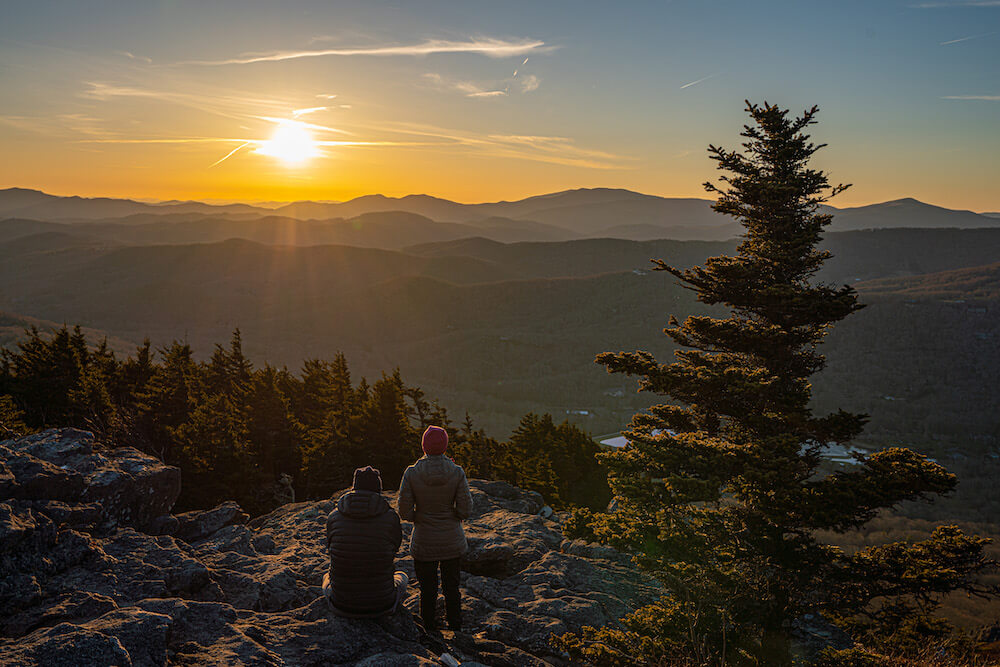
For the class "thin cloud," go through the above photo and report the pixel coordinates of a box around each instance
[115,51,153,64]
[941,94,1000,100]
[254,115,352,135]
[939,31,996,44]
[1,113,116,139]
[184,38,554,66]
[911,1,1000,6]
[680,72,722,89]
[79,137,251,143]
[81,81,298,122]
[423,73,507,98]
[292,106,328,117]
[209,141,253,168]
[488,134,625,162]
[361,122,633,169]
[520,75,540,93]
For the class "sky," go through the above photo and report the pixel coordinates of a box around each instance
[1,0,998,210]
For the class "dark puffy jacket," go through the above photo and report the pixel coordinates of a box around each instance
[397,455,472,561]
[325,490,402,614]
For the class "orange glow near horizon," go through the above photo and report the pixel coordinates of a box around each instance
[2,4,999,213]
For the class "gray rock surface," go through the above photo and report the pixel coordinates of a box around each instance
[1,429,663,665]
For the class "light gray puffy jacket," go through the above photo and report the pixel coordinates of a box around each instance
[397,455,472,561]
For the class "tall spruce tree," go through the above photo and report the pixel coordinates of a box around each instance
[560,102,994,664]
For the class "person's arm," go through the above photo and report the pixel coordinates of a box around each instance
[398,469,415,522]
[325,511,336,550]
[390,511,402,553]
[454,469,472,520]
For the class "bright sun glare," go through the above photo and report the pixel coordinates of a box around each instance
[255,121,319,165]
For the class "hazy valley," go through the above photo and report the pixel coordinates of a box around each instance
[2,187,997,450]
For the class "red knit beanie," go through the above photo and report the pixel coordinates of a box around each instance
[421,426,448,455]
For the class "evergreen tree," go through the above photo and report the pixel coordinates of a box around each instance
[361,373,419,488]
[497,413,610,510]
[173,390,249,511]
[449,412,501,480]
[120,339,155,404]
[135,341,198,462]
[560,102,995,663]
[7,326,86,426]
[246,365,302,507]
[288,358,335,432]
[204,329,253,397]
[298,354,363,497]
[0,394,28,438]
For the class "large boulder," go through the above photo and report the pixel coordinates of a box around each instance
[1,429,663,665]
[1,428,181,533]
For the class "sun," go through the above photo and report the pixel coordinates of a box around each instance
[255,120,320,165]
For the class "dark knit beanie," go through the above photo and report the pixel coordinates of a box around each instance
[352,466,382,493]
[421,425,449,456]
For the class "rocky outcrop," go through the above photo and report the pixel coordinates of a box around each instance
[1,429,663,666]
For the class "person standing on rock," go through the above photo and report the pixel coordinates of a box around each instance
[398,425,473,634]
[323,466,408,617]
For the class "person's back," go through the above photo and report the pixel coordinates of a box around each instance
[398,426,472,632]
[402,455,470,559]
[324,466,405,616]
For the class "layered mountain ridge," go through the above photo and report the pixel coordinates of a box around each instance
[3,188,997,245]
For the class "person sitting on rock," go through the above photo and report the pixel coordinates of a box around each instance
[398,426,473,633]
[323,466,408,617]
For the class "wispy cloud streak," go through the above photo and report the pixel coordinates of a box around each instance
[184,38,554,66]
[292,106,328,117]
[362,121,634,170]
[209,141,253,168]
[680,72,721,89]
[423,73,507,98]
[911,1,1000,7]
[939,31,996,44]
[82,81,298,122]
[941,94,1000,100]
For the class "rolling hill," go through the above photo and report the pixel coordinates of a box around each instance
[0,228,996,445]
[4,188,996,243]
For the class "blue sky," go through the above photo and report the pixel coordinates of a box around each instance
[1,0,997,209]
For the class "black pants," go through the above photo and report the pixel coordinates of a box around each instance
[414,557,462,631]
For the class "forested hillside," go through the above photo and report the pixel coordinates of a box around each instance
[0,228,996,448]
[0,327,610,516]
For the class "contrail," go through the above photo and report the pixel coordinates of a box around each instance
[940,31,996,45]
[680,72,721,89]
[184,38,552,66]
[209,141,253,168]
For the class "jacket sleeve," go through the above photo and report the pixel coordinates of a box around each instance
[397,470,415,522]
[325,511,336,550]
[454,470,472,520]
[390,510,402,553]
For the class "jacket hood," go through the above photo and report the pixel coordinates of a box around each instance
[337,489,391,518]
[415,454,454,487]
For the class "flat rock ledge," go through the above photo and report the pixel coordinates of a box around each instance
[1,429,663,666]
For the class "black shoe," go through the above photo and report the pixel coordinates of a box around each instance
[446,613,462,632]
[419,630,447,655]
